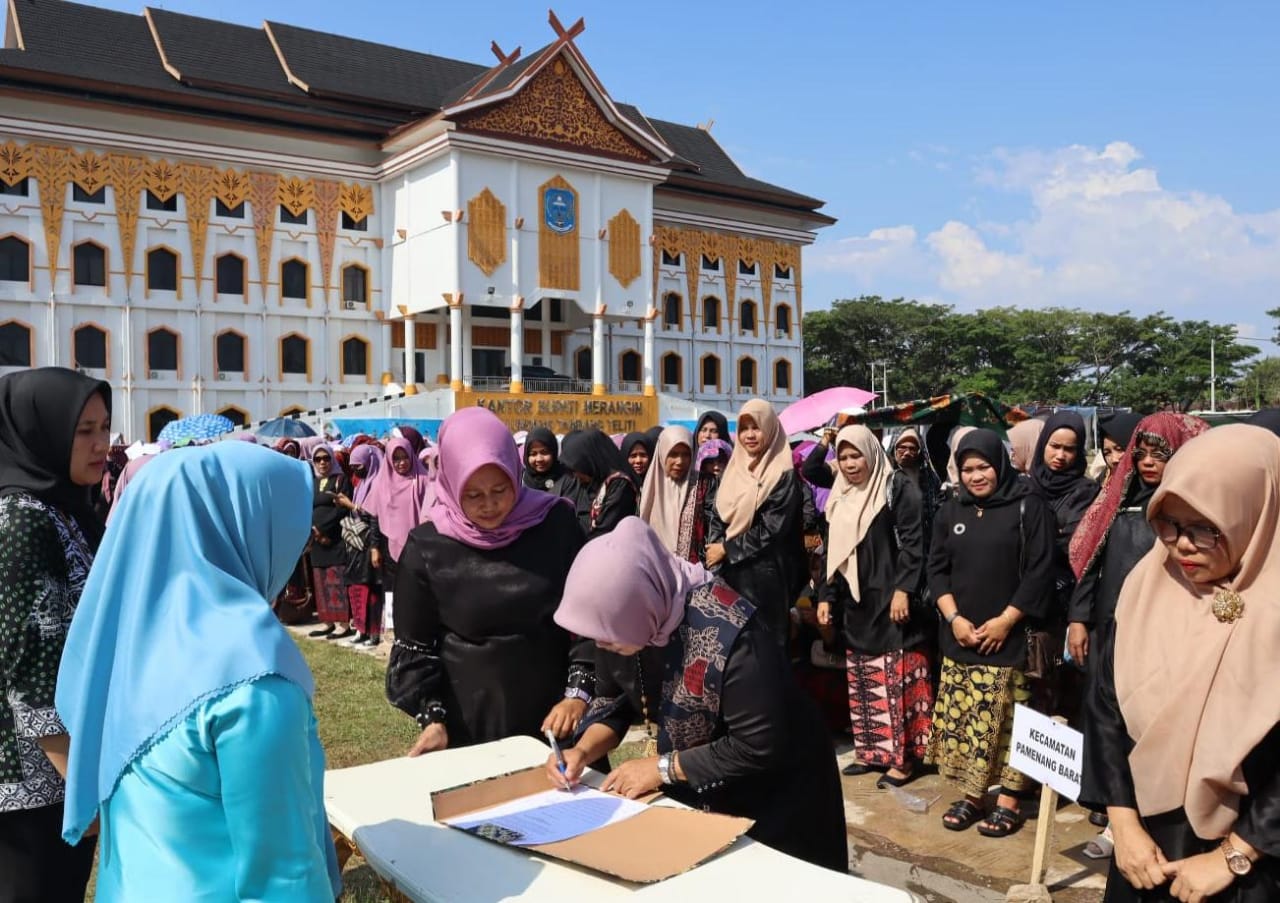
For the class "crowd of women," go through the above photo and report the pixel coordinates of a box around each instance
[0,364,1276,903]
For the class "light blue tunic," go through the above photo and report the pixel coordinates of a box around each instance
[93,676,341,902]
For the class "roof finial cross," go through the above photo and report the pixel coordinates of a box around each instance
[489,41,522,65]
[547,10,586,42]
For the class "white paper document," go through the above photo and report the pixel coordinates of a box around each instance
[443,786,648,847]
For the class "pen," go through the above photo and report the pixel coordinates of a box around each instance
[545,729,572,791]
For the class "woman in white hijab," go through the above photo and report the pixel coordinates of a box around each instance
[638,426,698,560]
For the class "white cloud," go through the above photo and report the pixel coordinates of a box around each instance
[813,141,1280,319]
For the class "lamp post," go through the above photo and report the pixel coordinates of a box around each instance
[869,361,890,407]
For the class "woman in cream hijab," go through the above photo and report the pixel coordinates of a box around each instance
[815,426,930,786]
[638,426,699,561]
[1081,424,1279,902]
[705,398,807,644]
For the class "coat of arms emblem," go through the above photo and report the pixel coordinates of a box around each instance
[544,188,575,234]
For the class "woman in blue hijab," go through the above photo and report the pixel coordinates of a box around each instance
[56,442,341,902]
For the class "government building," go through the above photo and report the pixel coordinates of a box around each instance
[0,1,833,440]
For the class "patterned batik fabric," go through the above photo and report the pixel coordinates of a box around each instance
[657,581,755,754]
[0,494,93,812]
[925,656,1033,798]
[347,584,383,637]
[311,566,350,624]
[846,647,934,771]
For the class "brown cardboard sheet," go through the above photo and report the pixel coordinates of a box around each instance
[430,766,753,883]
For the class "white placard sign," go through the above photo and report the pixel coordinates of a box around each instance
[1009,704,1083,801]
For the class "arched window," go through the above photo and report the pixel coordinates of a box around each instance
[146,246,179,294]
[217,406,249,427]
[73,324,107,371]
[574,347,592,381]
[280,333,309,376]
[0,236,31,283]
[280,259,309,301]
[341,335,370,379]
[662,292,682,329]
[739,300,757,334]
[0,320,32,367]
[147,406,181,442]
[738,357,757,392]
[280,406,305,417]
[660,352,682,390]
[73,241,107,288]
[700,354,721,392]
[215,253,246,296]
[215,330,246,375]
[341,264,369,307]
[774,359,792,393]
[619,349,641,384]
[146,328,179,375]
[702,296,720,331]
[775,303,793,337]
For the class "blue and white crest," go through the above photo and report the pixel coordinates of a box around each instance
[543,188,576,234]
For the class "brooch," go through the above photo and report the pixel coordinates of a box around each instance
[1212,588,1244,624]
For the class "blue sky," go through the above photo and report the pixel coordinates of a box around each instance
[96,1,1280,339]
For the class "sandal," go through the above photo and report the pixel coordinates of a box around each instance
[1083,827,1114,860]
[977,805,1023,838]
[942,799,983,831]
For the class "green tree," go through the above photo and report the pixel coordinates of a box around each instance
[1240,357,1280,408]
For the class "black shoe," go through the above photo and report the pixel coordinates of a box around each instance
[366,637,382,648]
[1089,811,1109,827]
[876,770,917,789]
[326,627,356,640]
[841,762,877,776]
[308,626,335,638]
[348,634,370,646]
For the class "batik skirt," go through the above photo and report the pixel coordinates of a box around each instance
[925,656,1032,797]
[846,646,934,770]
[312,565,350,624]
[348,584,383,637]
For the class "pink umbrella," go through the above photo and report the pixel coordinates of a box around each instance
[778,386,878,435]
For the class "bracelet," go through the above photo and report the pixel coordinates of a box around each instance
[657,752,674,785]
[414,703,447,729]
[945,611,960,625]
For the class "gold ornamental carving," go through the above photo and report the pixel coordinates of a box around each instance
[460,54,649,162]
[339,183,374,223]
[71,150,110,195]
[277,175,315,219]
[248,172,278,301]
[144,158,180,203]
[107,153,146,290]
[537,174,579,291]
[313,179,341,304]
[30,145,70,277]
[466,188,506,277]
[213,167,249,209]
[180,163,216,289]
[606,209,641,288]
[0,141,33,187]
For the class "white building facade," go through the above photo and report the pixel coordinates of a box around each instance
[0,2,833,440]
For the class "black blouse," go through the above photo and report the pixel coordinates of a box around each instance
[1067,506,1156,630]
[386,503,586,747]
[821,472,928,656]
[1081,621,1279,902]
[927,492,1056,667]
[309,474,351,569]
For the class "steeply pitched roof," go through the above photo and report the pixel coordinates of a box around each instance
[145,7,298,99]
[264,20,486,112]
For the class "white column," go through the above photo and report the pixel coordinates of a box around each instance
[448,302,463,390]
[403,313,417,392]
[461,305,474,389]
[643,306,656,397]
[509,297,524,394]
[592,305,606,396]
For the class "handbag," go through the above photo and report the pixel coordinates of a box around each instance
[341,511,370,552]
[1017,498,1060,680]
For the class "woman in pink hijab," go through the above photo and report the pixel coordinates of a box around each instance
[359,437,433,584]
[550,517,848,873]
[386,408,588,756]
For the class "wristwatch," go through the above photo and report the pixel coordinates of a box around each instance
[945,611,960,625]
[1221,839,1253,877]
[657,752,674,786]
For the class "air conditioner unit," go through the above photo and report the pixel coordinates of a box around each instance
[217,371,229,381]
[774,329,788,339]
[148,370,159,379]
[343,300,359,310]
[76,368,89,376]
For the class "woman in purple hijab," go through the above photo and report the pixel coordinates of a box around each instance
[386,408,589,755]
[333,444,386,646]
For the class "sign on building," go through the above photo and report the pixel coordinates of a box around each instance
[1009,704,1083,801]
[455,391,659,435]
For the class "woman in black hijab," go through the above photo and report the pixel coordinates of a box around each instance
[694,411,730,447]
[1097,413,1142,487]
[559,429,639,537]
[1030,411,1100,584]
[0,367,110,903]
[521,427,582,503]
[925,429,1056,837]
[621,431,656,482]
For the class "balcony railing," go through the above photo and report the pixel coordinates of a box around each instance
[468,376,596,394]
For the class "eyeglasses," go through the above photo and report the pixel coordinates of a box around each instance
[313,456,332,463]
[1153,515,1221,550]
[1132,448,1170,463]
